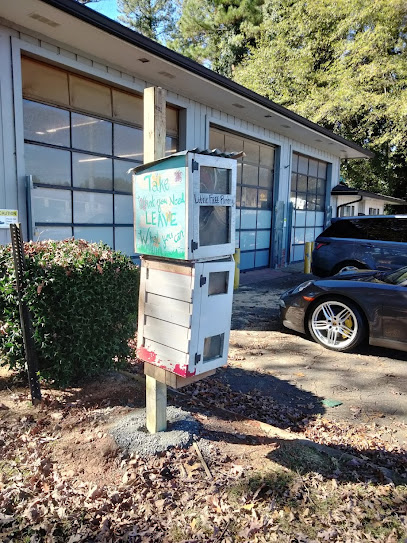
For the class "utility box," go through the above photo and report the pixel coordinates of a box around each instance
[137,255,235,378]
[132,151,237,261]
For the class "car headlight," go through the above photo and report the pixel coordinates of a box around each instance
[292,280,314,294]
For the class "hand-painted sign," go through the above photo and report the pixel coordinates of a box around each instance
[134,156,186,259]
[0,209,18,228]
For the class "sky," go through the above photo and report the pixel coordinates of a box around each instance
[89,0,119,21]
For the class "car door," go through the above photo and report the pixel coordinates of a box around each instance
[380,284,407,345]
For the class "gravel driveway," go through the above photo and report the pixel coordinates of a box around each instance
[223,264,407,445]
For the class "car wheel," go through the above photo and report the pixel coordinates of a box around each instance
[308,299,365,352]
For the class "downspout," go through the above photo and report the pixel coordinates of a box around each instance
[336,194,363,216]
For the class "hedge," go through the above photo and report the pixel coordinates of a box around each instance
[0,239,140,386]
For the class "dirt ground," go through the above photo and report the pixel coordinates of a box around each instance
[226,266,407,446]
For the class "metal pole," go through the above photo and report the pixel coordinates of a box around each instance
[10,223,41,404]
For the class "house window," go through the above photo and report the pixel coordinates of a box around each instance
[339,205,356,217]
[290,153,328,261]
[368,207,380,215]
[209,127,275,271]
[22,57,179,256]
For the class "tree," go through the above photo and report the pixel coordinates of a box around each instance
[170,0,264,76]
[118,0,177,41]
[233,0,407,199]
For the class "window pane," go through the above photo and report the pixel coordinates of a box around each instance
[115,226,135,255]
[199,206,230,246]
[259,167,272,189]
[112,89,143,126]
[74,226,113,247]
[165,136,178,156]
[258,189,272,209]
[308,177,317,193]
[241,187,257,207]
[255,250,270,267]
[23,100,70,147]
[236,163,242,184]
[115,194,133,224]
[69,75,112,118]
[235,185,242,207]
[240,230,256,250]
[298,156,308,174]
[210,129,224,150]
[259,145,274,168]
[257,209,272,228]
[22,57,69,106]
[292,153,299,173]
[291,173,297,191]
[208,271,228,295]
[73,192,113,223]
[200,167,230,194]
[244,140,259,163]
[242,164,258,186]
[34,226,72,242]
[225,134,243,154]
[297,174,307,192]
[114,124,143,160]
[295,193,307,210]
[240,251,255,270]
[33,187,71,223]
[256,230,270,249]
[240,209,256,229]
[73,153,112,190]
[26,144,71,187]
[203,334,224,362]
[166,107,179,137]
[114,160,134,192]
[72,113,112,155]
[317,179,326,195]
[309,159,318,177]
[318,162,327,179]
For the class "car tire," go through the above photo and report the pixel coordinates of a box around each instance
[307,298,366,352]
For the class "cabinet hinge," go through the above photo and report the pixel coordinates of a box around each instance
[191,240,198,252]
[192,159,199,172]
[200,275,207,287]
[194,353,201,365]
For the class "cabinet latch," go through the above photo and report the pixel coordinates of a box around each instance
[191,240,198,252]
[194,353,201,365]
[192,159,199,172]
[200,275,207,287]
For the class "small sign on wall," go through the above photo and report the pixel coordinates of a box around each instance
[0,210,18,228]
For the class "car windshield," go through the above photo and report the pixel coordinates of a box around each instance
[383,266,407,286]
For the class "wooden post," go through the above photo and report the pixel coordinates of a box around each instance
[143,86,167,433]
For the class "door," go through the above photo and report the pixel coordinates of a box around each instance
[194,259,235,374]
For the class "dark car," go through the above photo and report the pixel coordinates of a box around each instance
[311,215,407,277]
[280,267,407,353]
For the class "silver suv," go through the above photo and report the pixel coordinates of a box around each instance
[311,215,407,277]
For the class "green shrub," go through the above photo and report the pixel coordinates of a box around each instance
[0,239,139,386]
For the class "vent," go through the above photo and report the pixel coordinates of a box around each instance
[138,58,150,63]
[29,13,60,27]
[158,71,175,79]
[232,103,245,109]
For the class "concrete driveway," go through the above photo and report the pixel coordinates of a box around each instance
[224,264,407,445]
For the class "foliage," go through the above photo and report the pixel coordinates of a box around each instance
[117,0,177,41]
[233,0,407,198]
[0,239,139,386]
[168,0,264,76]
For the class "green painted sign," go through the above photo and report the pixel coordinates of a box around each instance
[134,156,187,258]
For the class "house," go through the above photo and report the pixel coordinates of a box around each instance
[0,0,373,270]
[331,183,407,217]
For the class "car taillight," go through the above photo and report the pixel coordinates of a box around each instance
[315,242,329,250]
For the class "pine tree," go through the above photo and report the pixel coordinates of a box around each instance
[118,0,177,42]
[233,0,407,199]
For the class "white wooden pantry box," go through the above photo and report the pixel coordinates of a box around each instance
[132,150,237,261]
[137,256,235,378]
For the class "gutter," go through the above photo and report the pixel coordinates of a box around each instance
[39,0,374,159]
